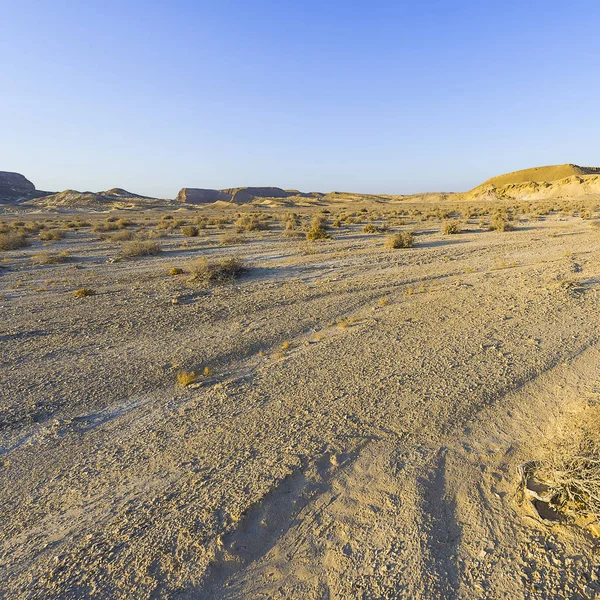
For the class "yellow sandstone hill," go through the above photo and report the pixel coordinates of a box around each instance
[467,164,600,201]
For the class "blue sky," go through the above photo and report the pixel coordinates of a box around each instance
[2,0,600,197]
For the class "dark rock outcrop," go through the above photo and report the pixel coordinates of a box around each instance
[0,171,51,203]
[175,188,233,204]
[176,186,299,205]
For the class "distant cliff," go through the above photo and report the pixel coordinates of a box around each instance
[176,186,322,205]
[0,171,52,203]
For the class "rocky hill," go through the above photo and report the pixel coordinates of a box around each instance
[0,171,52,203]
[24,188,163,209]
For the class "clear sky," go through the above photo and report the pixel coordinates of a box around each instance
[2,0,600,198]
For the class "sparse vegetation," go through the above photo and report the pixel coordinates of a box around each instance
[489,215,515,232]
[73,288,96,298]
[0,232,29,251]
[441,220,462,235]
[121,240,161,257]
[384,232,414,248]
[32,251,71,265]
[181,225,199,237]
[189,256,245,284]
[102,230,134,241]
[39,229,64,241]
[531,409,600,520]
[306,214,329,240]
[235,215,269,232]
[177,371,196,386]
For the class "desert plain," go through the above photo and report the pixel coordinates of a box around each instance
[3,186,600,599]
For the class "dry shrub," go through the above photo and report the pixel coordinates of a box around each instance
[93,222,120,232]
[489,215,515,232]
[177,371,196,386]
[534,409,600,518]
[384,232,414,248]
[189,256,244,284]
[117,218,134,228]
[0,232,29,251]
[102,230,134,241]
[32,251,71,265]
[235,215,269,232]
[121,240,161,257]
[441,220,462,235]
[169,267,184,276]
[306,214,329,240]
[39,229,64,241]
[73,288,96,297]
[181,225,199,237]
[219,232,244,246]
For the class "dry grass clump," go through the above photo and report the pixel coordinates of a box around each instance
[181,225,199,237]
[73,288,96,298]
[488,215,515,232]
[169,267,184,276]
[102,230,134,241]
[306,214,329,240]
[534,409,600,519]
[384,232,414,248]
[189,256,245,284]
[362,223,383,233]
[0,232,29,251]
[235,214,269,232]
[32,251,71,265]
[441,220,462,235]
[121,240,161,257]
[281,213,302,237]
[39,229,64,241]
[177,371,197,387]
[219,232,245,246]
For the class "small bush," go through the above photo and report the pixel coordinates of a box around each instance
[32,251,71,265]
[39,229,64,241]
[117,218,134,229]
[189,256,245,284]
[441,220,462,235]
[219,232,244,245]
[73,288,96,297]
[121,240,161,257]
[489,215,515,232]
[384,232,414,248]
[235,215,269,232]
[0,232,29,251]
[102,230,134,241]
[177,371,196,386]
[181,225,199,237]
[306,214,329,240]
[169,267,184,276]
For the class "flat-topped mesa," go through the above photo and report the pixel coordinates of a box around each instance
[175,188,234,204]
[0,171,52,203]
[176,186,297,204]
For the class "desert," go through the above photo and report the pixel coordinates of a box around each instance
[3,165,600,598]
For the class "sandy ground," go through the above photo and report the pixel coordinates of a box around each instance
[2,210,600,599]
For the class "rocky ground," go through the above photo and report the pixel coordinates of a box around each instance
[2,208,600,599]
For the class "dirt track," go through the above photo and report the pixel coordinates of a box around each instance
[2,213,600,598]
